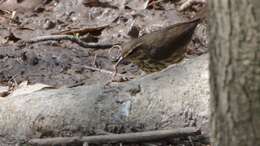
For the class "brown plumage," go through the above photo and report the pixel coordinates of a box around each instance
[113,8,207,74]
[113,18,200,74]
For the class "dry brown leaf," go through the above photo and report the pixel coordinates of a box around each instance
[125,0,149,10]
[82,0,118,9]
[11,81,57,97]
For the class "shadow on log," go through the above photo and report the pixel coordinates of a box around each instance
[29,127,200,145]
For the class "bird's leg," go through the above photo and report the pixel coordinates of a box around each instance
[179,0,207,11]
[112,56,123,79]
[108,44,124,80]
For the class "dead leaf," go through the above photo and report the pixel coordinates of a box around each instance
[11,81,57,97]
[82,0,118,9]
[0,0,42,12]
[147,0,165,10]
[125,0,149,10]
[15,26,34,31]
[4,31,21,43]
[0,86,9,97]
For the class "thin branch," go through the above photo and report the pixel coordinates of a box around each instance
[84,65,116,75]
[21,35,113,49]
[29,127,200,145]
[83,65,132,78]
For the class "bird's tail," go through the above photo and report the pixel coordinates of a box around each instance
[191,6,208,22]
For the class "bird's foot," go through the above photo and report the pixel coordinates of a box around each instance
[110,64,130,82]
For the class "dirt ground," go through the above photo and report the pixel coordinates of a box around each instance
[0,0,207,87]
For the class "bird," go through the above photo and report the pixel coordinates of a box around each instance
[112,8,207,75]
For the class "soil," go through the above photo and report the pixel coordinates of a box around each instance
[0,0,207,87]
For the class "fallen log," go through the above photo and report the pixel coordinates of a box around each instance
[0,55,209,146]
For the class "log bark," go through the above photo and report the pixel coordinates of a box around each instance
[209,1,260,146]
[0,55,209,145]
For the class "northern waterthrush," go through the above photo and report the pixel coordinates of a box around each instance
[111,6,207,75]
[113,17,201,74]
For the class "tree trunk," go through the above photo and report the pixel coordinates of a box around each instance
[209,1,260,146]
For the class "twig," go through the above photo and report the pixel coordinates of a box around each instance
[91,54,98,67]
[83,65,128,78]
[29,127,200,145]
[52,25,108,35]
[21,35,113,49]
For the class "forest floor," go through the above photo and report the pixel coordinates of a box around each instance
[0,0,207,87]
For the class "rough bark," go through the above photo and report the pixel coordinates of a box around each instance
[0,55,209,145]
[209,0,260,146]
